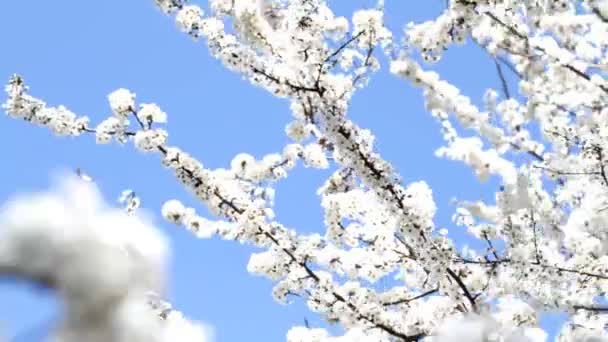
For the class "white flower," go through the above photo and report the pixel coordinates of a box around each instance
[286,326,329,342]
[232,0,273,47]
[210,0,233,15]
[162,310,213,342]
[108,88,135,117]
[326,17,349,40]
[303,143,329,169]
[352,9,392,48]
[283,143,303,161]
[161,199,186,224]
[137,103,167,125]
[134,129,168,152]
[176,5,204,35]
[119,190,140,215]
[231,153,256,174]
[96,116,128,144]
[285,121,312,141]
[154,0,186,13]
[200,17,225,37]
[182,215,216,239]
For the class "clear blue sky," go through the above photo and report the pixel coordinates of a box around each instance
[0,1,561,341]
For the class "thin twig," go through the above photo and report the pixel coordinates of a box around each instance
[494,58,511,99]
[446,268,478,313]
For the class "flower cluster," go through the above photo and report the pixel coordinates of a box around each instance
[0,176,206,342]
[3,75,89,136]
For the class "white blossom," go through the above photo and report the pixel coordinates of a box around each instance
[176,5,204,36]
[134,129,168,152]
[352,9,392,49]
[108,88,135,118]
[137,103,167,125]
[161,199,186,224]
[96,116,128,144]
[303,143,329,169]
[0,176,182,342]
[119,190,141,215]
[285,120,312,142]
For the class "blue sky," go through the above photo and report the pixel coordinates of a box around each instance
[0,1,560,341]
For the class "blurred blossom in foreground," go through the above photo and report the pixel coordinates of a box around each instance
[0,175,211,342]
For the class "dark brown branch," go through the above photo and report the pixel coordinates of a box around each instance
[531,213,541,264]
[129,108,146,130]
[595,146,608,186]
[496,56,522,78]
[482,232,500,261]
[251,66,324,95]
[456,258,608,280]
[446,268,478,312]
[323,30,365,65]
[533,165,601,177]
[83,127,136,136]
[494,58,511,99]
[591,6,608,23]
[573,305,608,312]
[509,142,544,162]
[383,288,440,306]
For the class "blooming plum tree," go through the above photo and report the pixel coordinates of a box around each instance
[3,0,608,341]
